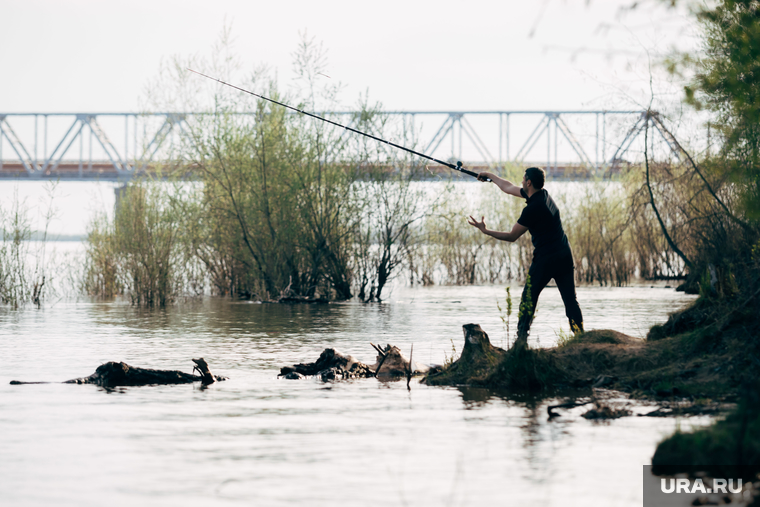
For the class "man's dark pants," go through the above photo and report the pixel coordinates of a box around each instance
[517,248,584,342]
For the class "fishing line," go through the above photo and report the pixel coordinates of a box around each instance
[187,68,489,181]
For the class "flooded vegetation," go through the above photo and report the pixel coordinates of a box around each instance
[67,36,693,307]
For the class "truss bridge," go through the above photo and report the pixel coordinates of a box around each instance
[0,110,677,181]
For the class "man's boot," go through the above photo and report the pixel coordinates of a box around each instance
[570,319,584,335]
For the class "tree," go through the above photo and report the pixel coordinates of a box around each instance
[680,0,760,219]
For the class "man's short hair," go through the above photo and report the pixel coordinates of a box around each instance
[525,167,546,189]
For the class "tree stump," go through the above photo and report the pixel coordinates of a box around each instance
[424,324,506,385]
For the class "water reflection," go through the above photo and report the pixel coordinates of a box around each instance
[457,386,494,406]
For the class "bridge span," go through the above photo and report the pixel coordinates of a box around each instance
[0,110,665,181]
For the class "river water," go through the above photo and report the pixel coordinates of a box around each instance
[1,281,703,506]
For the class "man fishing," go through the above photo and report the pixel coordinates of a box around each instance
[467,167,583,347]
[186,74,582,338]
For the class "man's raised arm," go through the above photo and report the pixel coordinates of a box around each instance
[477,172,522,197]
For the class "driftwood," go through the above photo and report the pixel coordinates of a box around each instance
[279,348,374,381]
[582,403,632,419]
[547,400,594,418]
[10,358,226,388]
[190,358,219,385]
[279,343,440,381]
[547,399,633,420]
[370,343,436,377]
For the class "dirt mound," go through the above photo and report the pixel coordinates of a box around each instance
[424,302,757,399]
[569,329,641,346]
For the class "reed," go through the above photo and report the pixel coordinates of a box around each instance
[408,166,532,286]
[561,180,636,286]
[0,188,56,308]
[406,169,662,288]
[0,194,31,308]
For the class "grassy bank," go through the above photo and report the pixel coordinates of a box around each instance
[424,289,760,476]
[426,294,758,399]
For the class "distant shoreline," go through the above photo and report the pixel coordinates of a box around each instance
[1,232,85,242]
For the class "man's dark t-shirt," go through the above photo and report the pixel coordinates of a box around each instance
[517,188,570,258]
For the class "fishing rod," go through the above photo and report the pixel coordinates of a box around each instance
[187,69,489,181]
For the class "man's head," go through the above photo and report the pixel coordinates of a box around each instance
[523,167,546,192]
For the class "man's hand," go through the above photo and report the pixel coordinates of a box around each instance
[466,218,528,243]
[467,215,487,233]
[477,172,492,182]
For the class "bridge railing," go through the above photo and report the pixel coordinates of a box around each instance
[0,110,660,180]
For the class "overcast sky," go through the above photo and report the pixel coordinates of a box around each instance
[0,0,701,236]
[2,0,698,113]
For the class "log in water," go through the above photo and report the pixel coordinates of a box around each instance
[10,358,226,387]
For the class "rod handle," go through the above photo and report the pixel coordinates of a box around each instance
[456,161,491,182]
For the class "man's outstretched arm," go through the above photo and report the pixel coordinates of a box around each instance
[477,172,522,197]
[467,216,528,243]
